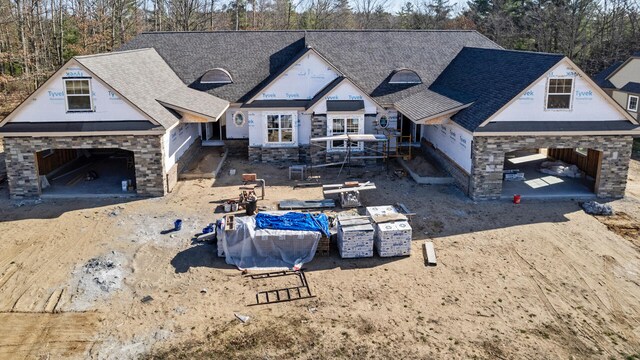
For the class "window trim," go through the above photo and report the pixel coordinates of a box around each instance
[545,77,574,111]
[327,113,365,152]
[263,111,297,145]
[63,78,94,112]
[628,95,639,112]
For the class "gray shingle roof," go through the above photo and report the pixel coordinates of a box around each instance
[430,47,564,131]
[621,82,640,94]
[393,89,469,122]
[119,31,307,103]
[0,121,159,133]
[75,48,228,129]
[475,120,639,133]
[119,30,501,104]
[157,87,228,119]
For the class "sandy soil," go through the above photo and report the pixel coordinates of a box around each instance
[0,157,639,359]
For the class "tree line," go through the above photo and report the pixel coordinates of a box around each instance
[0,0,638,114]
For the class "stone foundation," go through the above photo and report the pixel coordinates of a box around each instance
[471,135,634,200]
[248,146,304,163]
[3,135,166,199]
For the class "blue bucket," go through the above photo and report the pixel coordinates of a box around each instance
[174,219,182,231]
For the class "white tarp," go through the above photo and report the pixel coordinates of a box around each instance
[217,216,322,270]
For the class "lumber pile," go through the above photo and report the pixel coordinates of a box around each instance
[336,216,374,258]
[366,206,412,257]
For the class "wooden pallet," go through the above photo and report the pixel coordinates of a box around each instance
[315,235,330,256]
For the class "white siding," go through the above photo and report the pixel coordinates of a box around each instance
[423,121,473,173]
[8,64,148,123]
[256,52,340,100]
[309,81,378,114]
[491,60,626,122]
[163,122,199,171]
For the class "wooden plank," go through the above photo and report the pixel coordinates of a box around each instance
[323,184,376,195]
[278,199,336,210]
[371,213,408,224]
[424,242,437,266]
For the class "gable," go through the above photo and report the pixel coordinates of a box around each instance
[609,58,640,89]
[253,51,340,101]
[4,60,149,124]
[490,59,631,123]
[307,80,379,114]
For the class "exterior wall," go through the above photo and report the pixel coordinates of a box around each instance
[163,122,199,172]
[3,135,166,199]
[420,139,470,194]
[6,61,148,123]
[422,121,473,173]
[308,81,378,114]
[609,58,640,89]
[470,135,633,200]
[225,108,249,139]
[247,110,300,147]
[255,51,340,100]
[612,90,638,120]
[491,60,628,123]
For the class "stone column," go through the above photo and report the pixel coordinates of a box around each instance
[3,137,41,199]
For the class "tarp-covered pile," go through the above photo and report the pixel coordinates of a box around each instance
[217,212,329,270]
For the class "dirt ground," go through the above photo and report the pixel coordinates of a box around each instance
[1,156,640,360]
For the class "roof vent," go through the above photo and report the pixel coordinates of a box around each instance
[201,68,233,84]
[389,68,422,84]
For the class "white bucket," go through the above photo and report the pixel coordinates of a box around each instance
[224,203,232,212]
[231,203,239,212]
[229,169,236,176]
[122,180,128,192]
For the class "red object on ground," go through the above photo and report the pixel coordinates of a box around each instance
[513,194,521,204]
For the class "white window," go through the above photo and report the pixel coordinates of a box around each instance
[64,79,93,112]
[327,114,364,151]
[628,95,639,112]
[546,78,573,110]
[264,113,296,144]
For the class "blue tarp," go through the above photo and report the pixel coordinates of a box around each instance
[255,212,330,236]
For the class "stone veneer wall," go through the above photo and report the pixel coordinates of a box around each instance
[471,135,634,200]
[420,139,470,194]
[248,146,301,163]
[3,135,165,199]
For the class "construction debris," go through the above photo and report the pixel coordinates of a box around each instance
[235,313,250,323]
[424,242,437,266]
[141,295,154,303]
[582,201,614,216]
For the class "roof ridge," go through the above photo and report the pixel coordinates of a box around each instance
[138,29,480,35]
[462,46,564,57]
[75,48,155,59]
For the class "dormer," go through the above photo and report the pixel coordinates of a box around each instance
[201,68,233,84]
[389,68,422,84]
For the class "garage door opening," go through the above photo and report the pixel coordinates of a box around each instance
[501,148,599,199]
[37,148,136,197]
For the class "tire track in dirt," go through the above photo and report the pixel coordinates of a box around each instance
[602,254,640,348]
[510,247,599,357]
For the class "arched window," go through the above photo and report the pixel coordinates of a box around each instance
[201,68,233,84]
[389,69,422,84]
